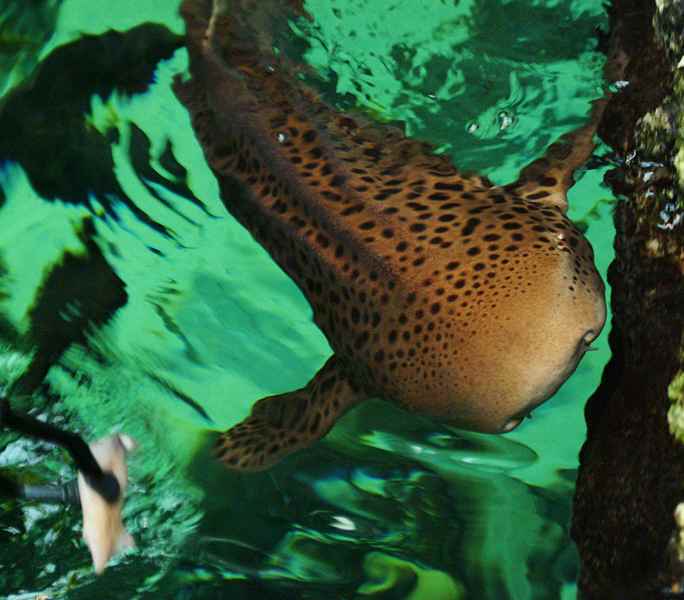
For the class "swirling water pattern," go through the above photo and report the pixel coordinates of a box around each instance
[0,0,613,598]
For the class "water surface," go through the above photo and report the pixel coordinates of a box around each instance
[0,1,613,598]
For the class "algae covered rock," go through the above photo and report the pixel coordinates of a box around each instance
[571,0,684,597]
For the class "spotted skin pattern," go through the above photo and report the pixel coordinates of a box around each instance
[175,0,607,470]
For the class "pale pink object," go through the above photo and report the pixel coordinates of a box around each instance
[77,433,137,574]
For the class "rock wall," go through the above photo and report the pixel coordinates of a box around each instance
[571,0,684,597]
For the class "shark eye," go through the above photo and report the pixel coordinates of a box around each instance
[576,329,599,355]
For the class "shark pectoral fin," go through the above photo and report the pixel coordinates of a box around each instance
[214,356,367,471]
[505,96,609,213]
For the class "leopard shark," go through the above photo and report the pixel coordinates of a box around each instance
[174,0,607,470]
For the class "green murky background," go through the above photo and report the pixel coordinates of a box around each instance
[0,0,614,598]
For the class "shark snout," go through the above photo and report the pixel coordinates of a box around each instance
[498,278,606,433]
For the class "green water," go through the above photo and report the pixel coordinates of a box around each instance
[0,1,613,598]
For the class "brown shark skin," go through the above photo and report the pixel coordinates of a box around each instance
[175,0,606,470]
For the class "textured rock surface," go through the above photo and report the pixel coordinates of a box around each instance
[571,0,684,597]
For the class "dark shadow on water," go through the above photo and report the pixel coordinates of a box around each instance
[9,218,128,399]
[0,23,190,237]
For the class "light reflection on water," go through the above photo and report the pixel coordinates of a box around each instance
[0,0,612,597]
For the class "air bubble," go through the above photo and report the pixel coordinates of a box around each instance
[498,111,514,131]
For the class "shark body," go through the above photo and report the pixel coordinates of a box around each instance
[175,0,606,470]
